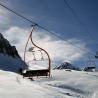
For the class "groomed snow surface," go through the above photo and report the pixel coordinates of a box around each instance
[0,70,98,98]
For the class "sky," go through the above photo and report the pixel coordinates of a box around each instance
[0,0,98,68]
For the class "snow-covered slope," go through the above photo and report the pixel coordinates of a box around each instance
[0,69,98,98]
[0,70,47,98]
[0,54,26,72]
[0,33,27,72]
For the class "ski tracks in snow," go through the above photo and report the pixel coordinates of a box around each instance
[37,83,87,98]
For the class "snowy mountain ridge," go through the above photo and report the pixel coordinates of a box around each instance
[0,33,27,72]
[0,33,20,58]
[54,62,80,71]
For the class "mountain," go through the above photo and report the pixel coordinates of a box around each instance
[0,33,20,58]
[54,62,80,71]
[0,33,27,72]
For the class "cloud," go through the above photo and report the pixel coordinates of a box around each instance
[0,7,10,32]
[4,26,88,65]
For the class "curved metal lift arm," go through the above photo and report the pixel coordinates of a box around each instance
[24,25,51,77]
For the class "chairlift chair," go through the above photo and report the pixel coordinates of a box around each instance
[23,25,51,78]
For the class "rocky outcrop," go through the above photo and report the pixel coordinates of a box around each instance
[0,33,20,58]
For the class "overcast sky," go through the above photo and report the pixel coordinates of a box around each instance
[0,0,98,68]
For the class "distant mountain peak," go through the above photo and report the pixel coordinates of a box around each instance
[54,62,80,71]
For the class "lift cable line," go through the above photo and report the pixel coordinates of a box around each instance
[0,3,37,25]
[63,0,95,42]
[63,0,83,26]
[0,2,95,56]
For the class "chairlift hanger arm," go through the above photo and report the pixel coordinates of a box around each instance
[30,26,51,71]
[24,25,51,77]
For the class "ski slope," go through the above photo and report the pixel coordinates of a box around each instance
[0,69,98,98]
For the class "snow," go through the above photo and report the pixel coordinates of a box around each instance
[0,53,98,98]
[28,65,47,70]
[0,69,98,98]
[0,54,25,72]
[0,70,46,98]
